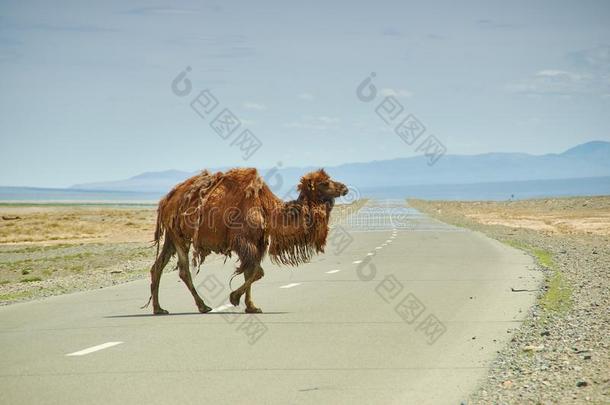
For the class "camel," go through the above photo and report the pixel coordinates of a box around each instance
[145,167,348,314]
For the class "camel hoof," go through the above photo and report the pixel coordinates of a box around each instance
[229,290,241,306]
[198,304,212,314]
[153,308,169,315]
[245,307,262,314]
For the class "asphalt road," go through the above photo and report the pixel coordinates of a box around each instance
[0,200,540,404]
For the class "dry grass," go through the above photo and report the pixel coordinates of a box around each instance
[0,204,156,244]
[410,195,610,236]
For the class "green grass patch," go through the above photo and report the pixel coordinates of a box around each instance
[0,291,32,301]
[503,239,553,268]
[0,243,73,254]
[503,239,529,250]
[68,264,85,273]
[20,276,42,283]
[540,270,572,313]
[1,252,94,273]
[0,280,10,285]
[503,239,572,313]
[532,248,553,269]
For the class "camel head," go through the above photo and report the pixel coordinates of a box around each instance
[297,169,348,209]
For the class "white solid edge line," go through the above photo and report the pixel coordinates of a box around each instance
[353,260,363,264]
[66,341,123,357]
[325,269,341,274]
[279,282,302,289]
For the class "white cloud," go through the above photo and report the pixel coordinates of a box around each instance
[298,93,314,100]
[243,102,267,110]
[507,47,610,97]
[316,116,340,124]
[535,70,584,80]
[283,115,340,130]
[126,7,201,15]
[506,69,600,96]
[380,88,413,98]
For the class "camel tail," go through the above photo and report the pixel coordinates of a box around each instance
[229,271,240,290]
[140,295,152,309]
[152,206,165,260]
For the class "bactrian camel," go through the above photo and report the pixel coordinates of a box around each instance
[145,168,348,314]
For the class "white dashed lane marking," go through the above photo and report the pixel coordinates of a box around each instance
[66,342,123,357]
[279,283,302,289]
[325,269,341,274]
[211,303,232,312]
[353,260,363,264]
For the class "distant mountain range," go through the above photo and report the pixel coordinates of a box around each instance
[71,141,610,193]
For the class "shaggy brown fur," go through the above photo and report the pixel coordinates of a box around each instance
[145,168,348,314]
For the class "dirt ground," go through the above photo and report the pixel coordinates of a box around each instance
[409,196,610,404]
[433,196,610,236]
[0,201,362,304]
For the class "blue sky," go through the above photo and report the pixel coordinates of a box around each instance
[1,0,609,187]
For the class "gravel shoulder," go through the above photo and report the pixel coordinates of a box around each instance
[409,197,610,404]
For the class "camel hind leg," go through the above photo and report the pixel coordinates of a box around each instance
[229,263,264,313]
[175,243,212,314]
[229,262,253,307]
[229,235,266,313]
[151,236,175,315]
[244,264,265,313]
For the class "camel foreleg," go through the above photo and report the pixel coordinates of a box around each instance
[176,244,212,314]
